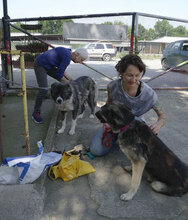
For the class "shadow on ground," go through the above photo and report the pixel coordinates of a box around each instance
[42,90,188,220]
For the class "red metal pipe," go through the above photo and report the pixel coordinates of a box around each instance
[0,106,4,163]
[152,87,188,90]
[146,60,188,83]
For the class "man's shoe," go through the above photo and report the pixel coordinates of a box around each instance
[32,112,43,123]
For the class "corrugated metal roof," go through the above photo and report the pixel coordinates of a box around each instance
[151,36,188,43]
[11,32,42,36]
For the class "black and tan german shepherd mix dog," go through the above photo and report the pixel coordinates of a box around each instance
[95,103,188,201]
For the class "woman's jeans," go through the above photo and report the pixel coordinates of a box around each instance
[90,127,118,156]
[33,59,60,114]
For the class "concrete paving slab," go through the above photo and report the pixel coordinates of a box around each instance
[88,90,188,219]
[1,94,54,157]
[0,184,45,220]
[43,90,188,219]
[1,59,188,220]
[89,148,188,219]
[0,94,55,220]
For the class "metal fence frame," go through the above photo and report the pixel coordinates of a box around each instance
[2,3,188,86]
[2,11,188,82]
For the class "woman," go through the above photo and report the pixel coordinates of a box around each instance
[90,54,167,156]
[32,47,88,123]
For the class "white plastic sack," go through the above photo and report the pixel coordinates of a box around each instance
[0,141,62,184]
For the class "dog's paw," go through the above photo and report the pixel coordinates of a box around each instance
[57,128,65,134]
[89,114,95,119]
[120,191,134,201]
[69,129,75,135]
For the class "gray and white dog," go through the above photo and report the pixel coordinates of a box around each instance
[51,76,97,135]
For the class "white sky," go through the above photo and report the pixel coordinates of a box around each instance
[1,0,188,29]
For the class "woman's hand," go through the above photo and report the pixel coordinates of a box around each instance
[60,73,73,82]
[151,101,167,134]
[60,76,70,82]
[103,123,111,129]
[149,120,164,134]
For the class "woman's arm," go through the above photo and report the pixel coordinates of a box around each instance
[149,101,167,134]
[106,85,113,103]
[60,72,73,82]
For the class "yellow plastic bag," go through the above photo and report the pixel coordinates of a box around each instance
[48,152,96,182]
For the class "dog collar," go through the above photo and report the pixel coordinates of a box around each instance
[120,124,130,133]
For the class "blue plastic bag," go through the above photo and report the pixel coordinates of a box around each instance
[0,141,62,184]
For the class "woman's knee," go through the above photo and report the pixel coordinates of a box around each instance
[89,127,111,156]
[90,144,110,156]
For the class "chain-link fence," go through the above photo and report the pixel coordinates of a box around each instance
[8,13,188,60]
[1,12,188,91]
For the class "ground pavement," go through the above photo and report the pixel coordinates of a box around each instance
[42,89,188,220]
[0,59,188,219]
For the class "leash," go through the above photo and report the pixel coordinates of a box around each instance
[102,124,130,148]
[102,124,114,148]
[1,60,113,91]
[120,124,130,132]
[82,62,114,80]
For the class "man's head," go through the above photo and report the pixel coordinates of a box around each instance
[72,48,88,63]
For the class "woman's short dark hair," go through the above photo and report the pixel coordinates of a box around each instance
[115,54,146,77]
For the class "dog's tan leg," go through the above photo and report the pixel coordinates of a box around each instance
[120,159,146,201]
[57,114,67,134]
[69,119,77,135]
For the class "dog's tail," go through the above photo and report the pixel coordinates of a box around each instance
[151,181,187,196]
[94,80,98,103]
[161,187,187,197]
[87,79,98,115]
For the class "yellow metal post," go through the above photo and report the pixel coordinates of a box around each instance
[20,52,30,155]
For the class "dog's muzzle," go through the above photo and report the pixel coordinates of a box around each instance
[95,111,106,123]
[56,97,63,105]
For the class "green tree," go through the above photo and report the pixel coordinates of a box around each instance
[102,21,113,25]
[39,19,73,34]
[138,24,147,40]
[113,21,125,25]
[10,22,21,32]
[102,21,125,25]
[154,20,174,38]
[146,28,156,40]
[172,25,188,37]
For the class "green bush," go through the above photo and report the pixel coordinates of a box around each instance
[24,54,36,61]
[16,42,48,53]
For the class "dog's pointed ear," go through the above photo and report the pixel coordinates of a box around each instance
[118,103,131,112]
[51,83,59,100]
[51,82,59,90]
[118,103,135,124]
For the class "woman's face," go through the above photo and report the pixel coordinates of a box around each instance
[121,64,141,88]
[73,54,85,63]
